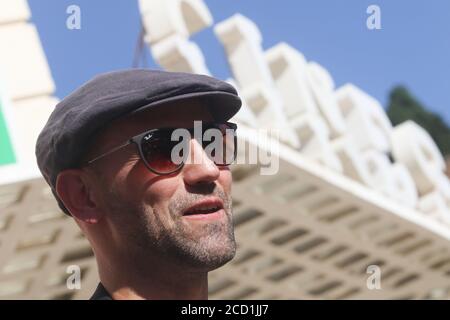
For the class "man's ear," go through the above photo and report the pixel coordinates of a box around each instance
[56,169,104,224]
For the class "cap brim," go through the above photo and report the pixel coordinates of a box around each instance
[130,91,242,122]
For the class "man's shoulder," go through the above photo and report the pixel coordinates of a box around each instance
[90,283,113,300]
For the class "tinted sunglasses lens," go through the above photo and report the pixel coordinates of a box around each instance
[140,131,184,174]
[140,123,237,174]
[203,123,236,166]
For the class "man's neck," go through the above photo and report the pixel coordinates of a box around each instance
[97,259,209,300]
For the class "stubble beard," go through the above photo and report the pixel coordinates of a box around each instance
[104,184,237,273]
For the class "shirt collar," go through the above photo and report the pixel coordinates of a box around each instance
[90,282,113,300]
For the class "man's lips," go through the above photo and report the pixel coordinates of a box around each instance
[182,198,224,218]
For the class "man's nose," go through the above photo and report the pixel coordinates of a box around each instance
[182,138,220,185]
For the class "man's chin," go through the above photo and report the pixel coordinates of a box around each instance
[206,246,236,271]
[178,241,237,272]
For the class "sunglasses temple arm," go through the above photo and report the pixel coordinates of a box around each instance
[86,140,132,165]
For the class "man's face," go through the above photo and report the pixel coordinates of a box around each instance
[86,99,236,272]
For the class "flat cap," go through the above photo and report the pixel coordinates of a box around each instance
[35,69,241,214]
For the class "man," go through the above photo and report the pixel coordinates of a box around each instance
[35,69,242,300]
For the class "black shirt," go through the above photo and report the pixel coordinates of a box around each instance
[90,283,113,300]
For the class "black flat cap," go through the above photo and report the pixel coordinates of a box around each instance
[35,69,241,215]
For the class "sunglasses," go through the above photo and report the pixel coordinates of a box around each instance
[85,122,238,175]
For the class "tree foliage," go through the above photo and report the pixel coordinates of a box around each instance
[387,86,450,157]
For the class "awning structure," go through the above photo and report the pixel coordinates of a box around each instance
[210,129,450,299]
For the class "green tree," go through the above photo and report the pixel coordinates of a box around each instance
[387,86,450,157]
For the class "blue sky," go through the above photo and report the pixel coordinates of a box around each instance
[28,0,450,124]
